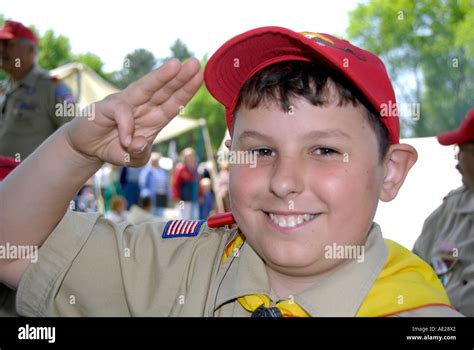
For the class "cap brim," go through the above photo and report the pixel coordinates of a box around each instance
[0,31,14,40]
[437,129,470,145]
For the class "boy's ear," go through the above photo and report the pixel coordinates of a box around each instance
[225,139,232,149]
[380,143,418,202]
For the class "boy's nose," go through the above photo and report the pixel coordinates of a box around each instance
[269,156,304,199]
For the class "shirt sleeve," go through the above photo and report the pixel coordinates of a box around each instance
[412,200,447,260]
[15,210,219,316]
[50,82,76,127]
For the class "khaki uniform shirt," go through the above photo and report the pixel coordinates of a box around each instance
[15,211,461,317]
[413,186,474,316]
[0,65,74,159]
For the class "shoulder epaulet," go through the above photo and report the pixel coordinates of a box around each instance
[443,186,466,201]
[162,219,205,238]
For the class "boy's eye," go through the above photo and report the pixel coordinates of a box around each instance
[313,147,338,156]
[251,147,275,157]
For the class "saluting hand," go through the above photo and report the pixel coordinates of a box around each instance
[64,58,203,166]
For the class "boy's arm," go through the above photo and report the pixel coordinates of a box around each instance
[0,58,203,288]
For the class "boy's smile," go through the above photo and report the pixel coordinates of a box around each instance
[228,97,386,283]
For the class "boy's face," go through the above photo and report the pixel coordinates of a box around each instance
[229,97,385,277]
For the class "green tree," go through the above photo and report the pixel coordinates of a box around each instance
[166,38,194,62]
[0,14,5,81]
[181,55,226,152]
[38,29,72,71]
[73,52,111,81]
[154,48,226,154]
[347,0,474,137]
[111,48,156,89]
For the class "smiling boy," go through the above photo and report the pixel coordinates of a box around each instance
[0,27,462,317]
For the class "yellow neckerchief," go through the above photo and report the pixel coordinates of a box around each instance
[221,233,452,317]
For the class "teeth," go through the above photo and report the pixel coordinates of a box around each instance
[269,213,316,228]
[287,216,296,227]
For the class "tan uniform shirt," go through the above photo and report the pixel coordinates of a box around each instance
[15,211,461,317]
[414,186,474,316]
[0,65,74,159]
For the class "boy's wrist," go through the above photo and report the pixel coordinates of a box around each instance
[60,124,104,169]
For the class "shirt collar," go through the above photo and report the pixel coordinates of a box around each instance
[214,235,270,311]
[453,186,474,214]
[9,64,40,90]
[214,223,388,316]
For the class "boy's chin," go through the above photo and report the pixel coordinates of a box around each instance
[262,248,330,275]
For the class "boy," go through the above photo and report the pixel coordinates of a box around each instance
[0,26,462,316]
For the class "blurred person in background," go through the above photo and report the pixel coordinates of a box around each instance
[172,147,198,220]
[139,152,169,217]
[127,196,160,225]
[413,108,474,316]
[199,177,214,219]
[105,195,128,224]
[0,20,75,160]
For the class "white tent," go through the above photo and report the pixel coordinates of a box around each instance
[50,63,118,108]
[49,63,208,142]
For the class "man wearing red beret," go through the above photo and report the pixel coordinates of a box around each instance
[0,20,75,160]
[414,108,474,316]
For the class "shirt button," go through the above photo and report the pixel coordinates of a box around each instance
[462,280,468,285]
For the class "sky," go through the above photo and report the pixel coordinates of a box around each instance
[0,0,362,71]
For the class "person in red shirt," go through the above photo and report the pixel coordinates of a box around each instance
[172,147,198,219]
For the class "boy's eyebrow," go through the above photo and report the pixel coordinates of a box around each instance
[303,129,352,140]
[237,129,351,142]
[237,130,274,142]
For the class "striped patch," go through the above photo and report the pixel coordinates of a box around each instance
[162,220,205,239]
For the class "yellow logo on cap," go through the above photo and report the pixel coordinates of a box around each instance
[299,31,367,62]
[299,32,334,45]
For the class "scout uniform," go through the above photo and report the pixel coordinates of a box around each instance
[10,27,463,317]
[0,64,75,159]
[413,109,474,316]
[15,211,461,317]
[414,187,474,317]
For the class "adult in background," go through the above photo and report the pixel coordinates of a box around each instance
[172,147,198,220]
[139,152,169,216]
[0,20,75,160]
[413,108,474,316]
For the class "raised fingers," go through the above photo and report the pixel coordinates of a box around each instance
[148,58,202,106]
[154,69,203,121]
[124,58,182,106]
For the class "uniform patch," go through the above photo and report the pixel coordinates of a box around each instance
[162,219,205,239]
[54,84,75,104]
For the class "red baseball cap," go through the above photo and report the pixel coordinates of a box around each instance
[204,26,400,144]
[0,156,20,181]
[437,108,474,146]
[0,20,39,45]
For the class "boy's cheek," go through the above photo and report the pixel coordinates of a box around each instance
[229,165,264,204]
